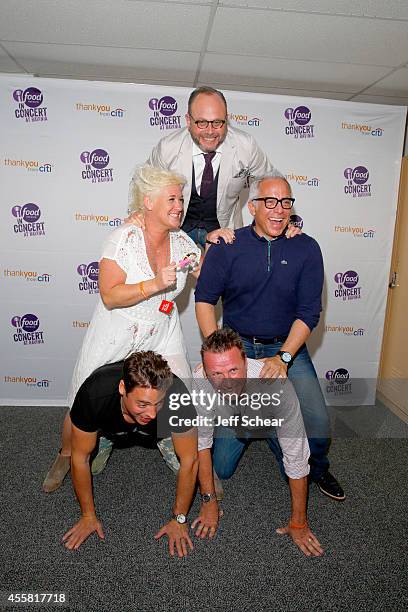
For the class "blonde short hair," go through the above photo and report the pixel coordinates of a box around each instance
[128,165,187,214]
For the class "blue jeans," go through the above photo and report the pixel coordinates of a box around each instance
[186,227,207,249]
[234,338,330,481]
[213,426,284,480]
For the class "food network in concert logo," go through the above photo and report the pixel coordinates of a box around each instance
[4,374,51,388]
[334,270,361,301]
[325,368,352,396]
[344,166,372,198]
[11,314,45,345]
[75,103,125,118]
[11,203,46,237]
[80,149,113,183]
[148,96,181,131]
[12,87,48,122]
[290,215,303,229]
[77,262,99,294]
[284,106,315,139]
[228,112,261,127]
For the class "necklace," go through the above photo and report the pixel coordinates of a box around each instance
[143,229,174,316]
[143,229,170,275]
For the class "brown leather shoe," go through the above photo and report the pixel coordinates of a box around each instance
[42,453,70,493]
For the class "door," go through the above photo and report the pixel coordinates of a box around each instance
[378,157,408,421]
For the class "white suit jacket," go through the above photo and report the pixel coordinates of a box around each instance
[147,125,275,228]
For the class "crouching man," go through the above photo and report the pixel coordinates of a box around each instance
[194,329,323,557]
[60,351,198,557]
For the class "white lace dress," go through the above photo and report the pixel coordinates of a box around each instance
[67,224,201,407]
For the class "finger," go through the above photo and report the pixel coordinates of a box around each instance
[208,526,216,539]
[96,524,105,540]
[73,535,87,550]
[169,537,175,557]
[190,518,199,530]
[218,509,224,518]
[194,522,204,538]
[67,533,82,550]
[154,527,165,540]
[185,533,194,551]
[63,534,75,549]
[200,525,209,539]
[62,528,74,542]
[306,534,324,555]
[306,540,324,556]
[181,538,188,557]
[297,541,312,557]
[276,526,289,535]
[175,537,184,558]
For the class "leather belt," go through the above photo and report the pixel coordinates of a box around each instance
[239,334,288,345]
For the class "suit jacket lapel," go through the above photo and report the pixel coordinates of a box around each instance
[217,134,235,210]
[179,132,193,213]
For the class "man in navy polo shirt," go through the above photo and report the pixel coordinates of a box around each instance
[195,175,345,501]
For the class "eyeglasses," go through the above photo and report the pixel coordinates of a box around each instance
[189,114,226,129]
[251,197,295,209]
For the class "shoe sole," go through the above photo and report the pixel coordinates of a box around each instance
[317,483,346,501]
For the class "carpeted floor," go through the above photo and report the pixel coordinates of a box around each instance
[1,404,408,612]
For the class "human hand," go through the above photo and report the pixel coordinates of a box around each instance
[276,523,323,557]
[285,224,302,239]
[206,228,235,245]
[259,356,288,379]
[62,515,104,550]
[154,520,194,558]
[154,262,177,291]
[191,500,221,539]
[124,211,145,228]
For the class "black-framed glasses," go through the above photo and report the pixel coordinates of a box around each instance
[189,114,226,129]
[251,197,295,209]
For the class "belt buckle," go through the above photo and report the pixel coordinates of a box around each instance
[253,336,261,345]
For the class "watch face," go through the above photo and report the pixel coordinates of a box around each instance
[175,513,186,524]
[281,351,292,363]
[202,493,211,503]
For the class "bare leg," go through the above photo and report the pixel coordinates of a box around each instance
[60,410,72,456]
[42,410,72,492]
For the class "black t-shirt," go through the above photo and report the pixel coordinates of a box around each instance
[70,360,196,446]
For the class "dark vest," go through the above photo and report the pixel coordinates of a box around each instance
[181,163,220,233]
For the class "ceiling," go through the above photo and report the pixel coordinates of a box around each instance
[1,0,408,108]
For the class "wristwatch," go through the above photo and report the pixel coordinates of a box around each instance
[172,513,187,524]
[277,350,292,365]
[201,492,217,503]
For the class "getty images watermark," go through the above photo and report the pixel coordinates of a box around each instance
[167,387,285,429]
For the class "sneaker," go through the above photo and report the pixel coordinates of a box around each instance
[42,452,70,493]
[91,436,113,475]
[316,471,345,501]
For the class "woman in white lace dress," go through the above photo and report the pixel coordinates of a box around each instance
[43,165,234,492]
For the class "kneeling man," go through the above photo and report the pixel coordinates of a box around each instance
[195,329,323,557]
[61,351,198,557]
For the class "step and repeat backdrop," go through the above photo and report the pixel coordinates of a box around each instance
[0,75,406,406]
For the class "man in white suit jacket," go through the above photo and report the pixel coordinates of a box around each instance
[147,86,278,247]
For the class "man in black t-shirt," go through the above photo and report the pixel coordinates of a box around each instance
[61,351,198,558]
